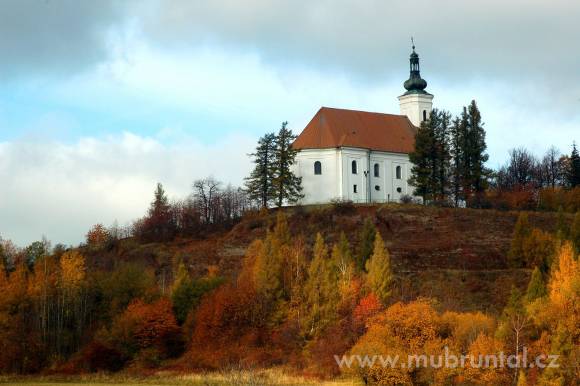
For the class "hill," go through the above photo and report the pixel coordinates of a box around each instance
[93,203,565,315]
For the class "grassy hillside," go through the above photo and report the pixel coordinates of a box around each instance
[91,203,565,315]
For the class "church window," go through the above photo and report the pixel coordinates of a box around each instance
[397,187,402,193]
[396,165,402,179]
[423,110,427,121]
[353,184,358,193]
[352,160,358,174]
[375,185,380,191]
[374,163,380,177]
[314,161,322,175]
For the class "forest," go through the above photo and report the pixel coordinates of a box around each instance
[0,194,579,385]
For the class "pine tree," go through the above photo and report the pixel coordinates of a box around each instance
[465,100,489,195]
[144,183,175,241]
[450,114,468,205]
[365,233,393,305]
[245,133,277,208]
[508,212,531,268]
[567,142,580,187]
[356,217,376,271]
[272,122,303,207]
[526,266,546,303]
[408,109,451,203]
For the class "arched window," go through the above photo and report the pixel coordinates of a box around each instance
[396,165,402,179]
[423,110,427,121]
[374,163,380,177]
[314,161,322,175]
[351,160,357,174]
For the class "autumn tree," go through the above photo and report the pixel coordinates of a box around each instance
[526,266,547,303]
[86,223,111,250]
[365,233,393,305]
[140,183,176,242]
[302,233,340,337]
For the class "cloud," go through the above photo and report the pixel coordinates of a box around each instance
[0,131,254,246]
[0,0,128,78]
[139,0,580,110]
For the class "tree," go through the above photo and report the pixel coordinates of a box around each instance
[192,177,221,224]
[356,217,376,272]
[302,233,340,337]
[526,266,546,303]
[141,183,176,242]
[331,232,354,296]
[86,224,110,249]
[365,233,393,305]
[541,146,563,188]
[245,133,277,208]
[465,100,490,196]
[408,109,451,203]
[508,212,531,268]
[272,122,303,207]
[566,142,580,187]
[450,115,468,205]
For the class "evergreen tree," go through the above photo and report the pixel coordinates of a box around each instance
[526,266,547,303]
[409,109,451,203]
[357,217,376,271]
[465,100,489,195]
[272,122,303,207]
[245,133,277,208]
[450,114,468,205]
[508,212,531,268]
[566,142,580,187]
[365,233,393,305]
[144,183,175,241]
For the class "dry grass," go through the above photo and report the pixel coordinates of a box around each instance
[0,368,362,386]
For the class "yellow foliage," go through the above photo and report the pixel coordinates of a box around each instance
[463,333,510,385]
[60,250,86,292]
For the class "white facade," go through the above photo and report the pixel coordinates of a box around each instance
[294,148,414,205]
[398,93,434,127]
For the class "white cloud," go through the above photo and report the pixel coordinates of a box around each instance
[0,131,254,247]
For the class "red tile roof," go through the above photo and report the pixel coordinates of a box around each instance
[293,107,417,154]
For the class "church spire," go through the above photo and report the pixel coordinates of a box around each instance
[403,38,428,95]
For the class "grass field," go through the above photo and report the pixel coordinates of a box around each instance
[0,369,362,386]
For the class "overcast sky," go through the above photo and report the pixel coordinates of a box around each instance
[1,0,579,246]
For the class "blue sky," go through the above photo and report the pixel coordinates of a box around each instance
[1,0,579,246]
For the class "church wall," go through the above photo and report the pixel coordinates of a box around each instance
[293,148,341,204]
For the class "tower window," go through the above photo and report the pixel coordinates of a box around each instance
[374,163,380,177]
[353,184,358,193]
[375,185,380,191]
[396,166,402,179]
[314,161,322,175]
[351,160,358,174]
[397,187,402,193]
[423,110,427,121]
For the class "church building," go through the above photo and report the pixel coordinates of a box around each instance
[292,45,433,204]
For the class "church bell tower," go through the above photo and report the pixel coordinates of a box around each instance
[398,41,433,127]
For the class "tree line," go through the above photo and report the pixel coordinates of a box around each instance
[409,100,580,210]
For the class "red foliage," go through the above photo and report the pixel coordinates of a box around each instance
[353,293,383,331]
[112,298,183,359]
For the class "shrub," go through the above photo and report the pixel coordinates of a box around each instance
[330,199,356,215]
[79,341,126,372]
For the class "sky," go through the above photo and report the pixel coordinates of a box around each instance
[1,0,579,246]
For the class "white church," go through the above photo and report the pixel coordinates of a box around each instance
[292,45,433,204]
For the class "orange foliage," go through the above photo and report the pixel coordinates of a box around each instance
[110,298,183,359]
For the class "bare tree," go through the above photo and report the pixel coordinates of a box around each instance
[193,177,221,224]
